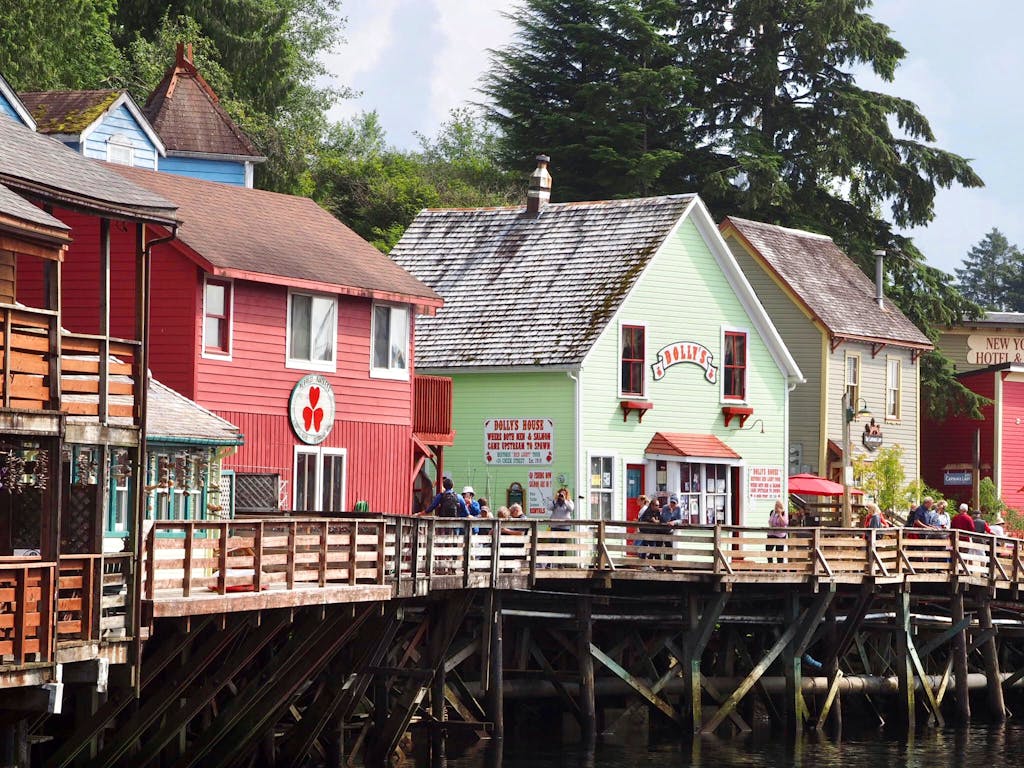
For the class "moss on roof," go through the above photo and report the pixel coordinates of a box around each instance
[22,91,120,134]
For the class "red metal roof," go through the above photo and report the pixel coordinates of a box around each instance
[109,165,441,307]
[645,432,741,460]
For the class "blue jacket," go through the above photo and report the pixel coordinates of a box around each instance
[425,491,470,517]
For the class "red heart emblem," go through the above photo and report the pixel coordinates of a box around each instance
[302,406,314,431]
[312,407,324,432]
[308,387,320,408]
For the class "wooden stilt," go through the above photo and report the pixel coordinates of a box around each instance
[684,591,728,734]
[978,595,1006,722]
[822,603,842,735]
[895,590,915,730]
[431,606,447,768]
[783,593,803,735]
[578,594,596,740]
[486,591,504,740]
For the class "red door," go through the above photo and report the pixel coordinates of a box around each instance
[626,464,646,521]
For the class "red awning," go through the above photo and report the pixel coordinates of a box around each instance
[645,433,741,460]
[788,474,864,497]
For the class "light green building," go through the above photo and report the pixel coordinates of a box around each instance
[392,165,803,525]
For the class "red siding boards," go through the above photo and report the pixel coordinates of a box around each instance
[219,410,413,514]
[922,371,996,504]
[1000,374,1024,511]
[148,242,199,398]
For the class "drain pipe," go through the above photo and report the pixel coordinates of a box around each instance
[567,368,582,513]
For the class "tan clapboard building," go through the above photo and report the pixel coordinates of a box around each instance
[720,218,932,493]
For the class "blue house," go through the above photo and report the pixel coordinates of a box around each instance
[19,89,164,169]
[0,73,34,129]
[143,44,265,188]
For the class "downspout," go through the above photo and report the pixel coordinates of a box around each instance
[567,368,582,517]
[130,222,177,697]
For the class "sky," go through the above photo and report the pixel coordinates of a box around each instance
[319,1,1024,277]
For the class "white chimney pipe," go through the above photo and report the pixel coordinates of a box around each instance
[526,154,551,216]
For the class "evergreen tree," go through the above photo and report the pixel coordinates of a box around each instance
[484,0,987,418]
[955,229,1022,310]
[481,0,692,199]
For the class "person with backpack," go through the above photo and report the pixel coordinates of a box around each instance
[425,477,469,518]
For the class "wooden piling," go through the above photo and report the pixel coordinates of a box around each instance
[895,590,915,729]
[485,591,504,740]
[951,588,971,723]
[578,594,596,740]
[978,596,1006,722]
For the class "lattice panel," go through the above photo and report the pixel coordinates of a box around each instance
[62,485,98,554]
[234,474,279,514]
[10,489,42,550]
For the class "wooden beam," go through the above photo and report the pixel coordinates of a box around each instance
[589,643,680,724]
[578,595,596,739]
[528,640,583,725]
[951,589,971,722]
[978,597,1006,722]
[894,591,915,730]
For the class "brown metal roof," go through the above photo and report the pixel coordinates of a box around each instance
[0,117,178,224]
[19,90,120,134]
[390,196,696,369]
[110,165,441,306]
[721,217,932,348]
[144,45,261,159]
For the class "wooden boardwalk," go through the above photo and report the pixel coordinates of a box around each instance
[142,515,1024,615]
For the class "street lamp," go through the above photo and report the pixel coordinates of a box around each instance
[841,392,871,527]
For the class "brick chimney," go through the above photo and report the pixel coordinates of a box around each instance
[526,154,552,216]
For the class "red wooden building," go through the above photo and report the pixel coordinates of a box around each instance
[69,166,445,515]
[924,313,1024,512]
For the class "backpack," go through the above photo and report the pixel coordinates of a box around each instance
[438,491,460,518]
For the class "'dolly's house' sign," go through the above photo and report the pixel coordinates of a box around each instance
[651,341,718,383]
[289,374,336,444]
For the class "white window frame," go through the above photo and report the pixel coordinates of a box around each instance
[720,325,750,404]
[886,357,902,421]
[202,275,233,360]
[618,321,648,399]
[106,133,134,166]
[588,454,616,520]
[292,446,347,513]
[370,302,410,380]
[845,353,861,410]
[286,289,338,372]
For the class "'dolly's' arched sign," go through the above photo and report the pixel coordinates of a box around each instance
[651,341,718,384]
[289,374,336,444]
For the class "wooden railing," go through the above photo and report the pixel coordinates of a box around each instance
[0,302,139,420]
[56,554,131,645]
[142,517,1024,602]
[0,560,55,665]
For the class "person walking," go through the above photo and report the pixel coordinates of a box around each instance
[934,500,951,529]
[768,500,788,563]
[951,503,974,532]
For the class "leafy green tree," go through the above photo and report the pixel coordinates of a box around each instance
[484,0,986,418]
[954,229,1021,310]
[481,0,691,199]
[854,444,913,516]
[313,110,521,251]
[0,0,124,90]
[116,1,350,193]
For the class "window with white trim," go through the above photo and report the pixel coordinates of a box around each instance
[371,303,409,378]
[723,331,747,400]
[589,456,614,519]
[203,277,232,356]
[287,291,337,370]
[886,357,902,420]
[845,354,860,409]
[107,134,134,166]
[294,447,346,512]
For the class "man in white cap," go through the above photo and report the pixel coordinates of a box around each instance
[461,486,481,517]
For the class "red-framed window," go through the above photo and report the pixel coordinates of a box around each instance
[203,278,231,355]
[723,331,747,400]
[621,325,645,396]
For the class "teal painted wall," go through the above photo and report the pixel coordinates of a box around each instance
[580,217,789,525]
[436,371,576,512]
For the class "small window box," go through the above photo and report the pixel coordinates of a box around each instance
[621,400,654,423]
[722,405,753,428]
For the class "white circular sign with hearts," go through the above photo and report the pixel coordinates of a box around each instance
[288,374,336,445]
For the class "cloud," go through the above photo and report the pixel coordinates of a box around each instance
[429,0,517,125]
[322,1,401,123]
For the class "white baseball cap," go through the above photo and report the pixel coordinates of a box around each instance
[462,486,475,496]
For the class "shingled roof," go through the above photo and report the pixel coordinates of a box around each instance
[110,165,441,307]
[144,44,262,160]
[147,378,242,444]
[20,90,120,134]
[0,181,69,234]
[0,117,177,225]
[390,196,698,368]
[721,217,932,349]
